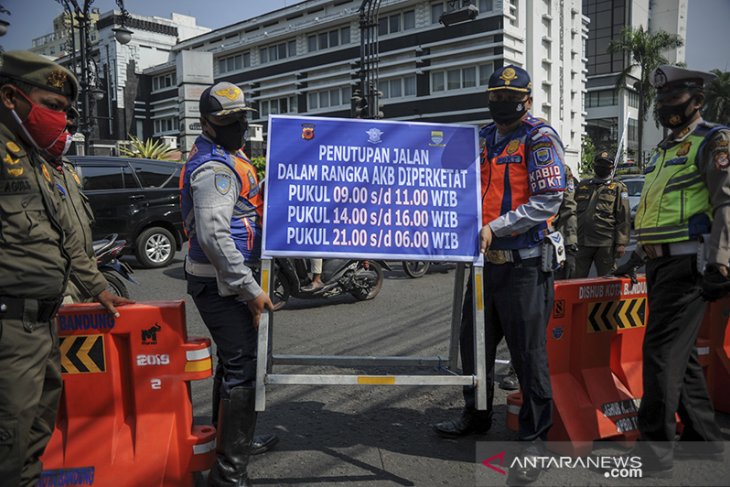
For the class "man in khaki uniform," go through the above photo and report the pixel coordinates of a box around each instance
[0,51,131,486]
[574,152,631,277]
[555,163,578,279]
[55,159,96,303]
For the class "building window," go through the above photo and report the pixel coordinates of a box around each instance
[217,52,251,75]
[380,76,416,99]
[584,0,626,75]
[586,89,618,108]
[259,96,298,118]
[431,3,444,24]
[259,39,297,64]
[432,63,493,93]
[627,90,639,108]
[307,87,352,111]
[152,73,176,92]
[153,116,179,134]
[378,10,416,35]
[307,26,351,52]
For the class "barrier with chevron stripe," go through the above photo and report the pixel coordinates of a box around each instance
[59,335,105,373]
[587,297,646,332]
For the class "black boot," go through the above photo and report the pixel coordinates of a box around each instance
[208,387,256,487]
[433,409,492,438]
[212,368,279,457]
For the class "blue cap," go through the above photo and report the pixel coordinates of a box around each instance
[487,65,532,94]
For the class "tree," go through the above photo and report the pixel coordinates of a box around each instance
[608,26,683,169]
[580,134,597,177]
[704,69,730,125]
[120,135,180,161]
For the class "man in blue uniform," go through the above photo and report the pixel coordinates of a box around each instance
[433,65,565,484]
[181,82,276,487]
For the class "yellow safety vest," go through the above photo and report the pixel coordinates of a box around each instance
[634,124,721,244]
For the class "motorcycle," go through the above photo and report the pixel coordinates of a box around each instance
[270,257,389,310]
[94,234,136,299]
[402,260,431,278]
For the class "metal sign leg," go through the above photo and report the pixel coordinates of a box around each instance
[255,258,272,412]
[448,263,466,372]
[472,264,487,410]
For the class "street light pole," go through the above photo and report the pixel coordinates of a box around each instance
[59,0,131,154]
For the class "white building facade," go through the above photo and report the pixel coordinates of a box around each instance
[138,0,587,171]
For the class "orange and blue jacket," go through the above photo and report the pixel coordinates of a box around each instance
[480,116,565,250]
[180,136,264,264]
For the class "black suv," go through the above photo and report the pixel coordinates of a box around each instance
[67,156,184,268]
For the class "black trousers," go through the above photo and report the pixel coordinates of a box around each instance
[187,275,258,396]
[461,258,554,441]
[639,254,722,467]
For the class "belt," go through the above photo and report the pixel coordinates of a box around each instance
[485,246,541,265]
[185,258,261,278]
[641,241,699,260]
[0,296,64,322]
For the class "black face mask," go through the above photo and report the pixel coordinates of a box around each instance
[656,97,697,129]
[488,99,528,125]
[594,165,612,179]
[210,118,248,152]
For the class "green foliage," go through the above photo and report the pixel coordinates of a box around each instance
[250,156,267,178]
[120,135,179,161]
[579,134,596,177]
[608,26,683,166]
[704,69,730,125]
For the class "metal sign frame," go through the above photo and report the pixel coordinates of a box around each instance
[254,260,487,412]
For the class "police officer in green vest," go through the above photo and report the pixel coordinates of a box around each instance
[574,152,631,277]
[0,51,132,486]
[631,65,729,475]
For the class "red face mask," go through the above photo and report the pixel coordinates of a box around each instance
[45,131,73,162]
[11,88,68,151]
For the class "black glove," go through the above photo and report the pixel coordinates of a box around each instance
[613,251,644,286]
[564,245,578,279]
[701,265,730,302]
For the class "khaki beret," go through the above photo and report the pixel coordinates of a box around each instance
[0,50,79,101]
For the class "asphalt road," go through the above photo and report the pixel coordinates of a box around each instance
[122,250,729,487]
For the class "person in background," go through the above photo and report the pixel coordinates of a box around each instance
[573,152,630,277]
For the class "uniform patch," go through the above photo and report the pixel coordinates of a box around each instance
[215,173,232,194]
[42,164,52,183]
[714,151,730,170]
[608,183,616,190]
[506,139,520,155]
[71,169,81,185]
[567,179,575,193]
[1,179,32,193]
[534,147,552,166]
[5,141,22,156]
[6,167,24,177]
[3,153,19,165]
[212,145,227,157]
[676,141,692,156]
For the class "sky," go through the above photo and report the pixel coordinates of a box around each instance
[1,0,728,73]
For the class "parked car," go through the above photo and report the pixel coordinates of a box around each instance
[618,175,645,225]
[67,156,185,268]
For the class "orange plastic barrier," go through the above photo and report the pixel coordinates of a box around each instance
[39,301,215,487]
[698,296,730,413]
[506,277,648,456]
